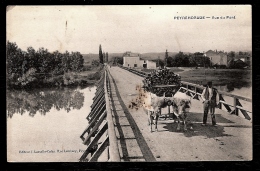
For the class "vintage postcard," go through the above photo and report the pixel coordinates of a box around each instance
[7,5,252,162]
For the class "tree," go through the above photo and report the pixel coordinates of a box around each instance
[173,52,184,67]
[92,59,100,66]
[171,51,193,67]
[70,52,84,72]
[165,49,168,67]
[37,47,52,74]
[52,50,63,75]
[61,51,71,73]
[189,56,197,67]
[227,51,235,62]
[106,52,108,63]
[6,41,25,86]
[99,45,103,64]
[228,51,235,58]
[228,59,247,69]
[166,57,173,67]
[6,41,24,76]
[7,41,86,88]
[26,47,36,71]
[158,59,164,67]
[116,57,123,65]
[182,56,190,67]
[111,57,123,65]
[103,52,106,63]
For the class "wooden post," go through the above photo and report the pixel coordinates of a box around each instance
[87,100,105,120]
[219,102,222,110]
[236,99,251,120]
[91,91,104,109]
[219,94,232,113]
[219,94,222,109]
[89,136,109,162]
[194,86,197,99]
[92,88,104,101]
[233,97,238,115]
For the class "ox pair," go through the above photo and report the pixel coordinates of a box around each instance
[143,91,192,132]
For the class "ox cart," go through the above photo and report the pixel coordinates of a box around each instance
[142,68,182,119]
[140,68,192,132]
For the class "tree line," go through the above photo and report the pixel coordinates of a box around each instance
[153,52,211,68]
[7,41,84,88]
[156,51,247,69]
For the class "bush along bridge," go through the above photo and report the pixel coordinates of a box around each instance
[79,65,252,162]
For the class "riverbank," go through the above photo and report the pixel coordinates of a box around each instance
[7,65,103,90]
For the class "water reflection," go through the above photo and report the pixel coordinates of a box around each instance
[7,86,96,162]
[7,88,85,118]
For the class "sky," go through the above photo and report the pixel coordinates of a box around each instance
[6,5,252,54]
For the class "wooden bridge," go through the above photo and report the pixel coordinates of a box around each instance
[79,66,252,162]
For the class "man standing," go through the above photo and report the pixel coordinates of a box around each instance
[201,81,219,126]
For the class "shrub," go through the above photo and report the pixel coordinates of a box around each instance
[84,65,92,71]
[88,71,101,80]
[17,68,37,86]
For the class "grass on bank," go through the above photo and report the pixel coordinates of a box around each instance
[179,68,252,87]
[133,66,251,88]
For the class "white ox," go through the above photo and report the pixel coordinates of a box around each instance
[143,91,192,132]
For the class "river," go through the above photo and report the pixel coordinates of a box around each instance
[216,85,252,119]
[7,86,96,162]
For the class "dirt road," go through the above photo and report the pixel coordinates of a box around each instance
[107,66,252,161]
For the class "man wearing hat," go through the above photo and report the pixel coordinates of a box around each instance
[201,81,219,126]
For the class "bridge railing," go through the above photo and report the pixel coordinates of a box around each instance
[118,65,147,77]
[79,69,120,162]
[118,66,252,120]
[180,81,252,120]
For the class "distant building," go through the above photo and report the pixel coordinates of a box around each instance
[123,51,140,67]
[235,52,251,66]
[143,60,157,69]
[123,51,157,69]
[206,50,228,66]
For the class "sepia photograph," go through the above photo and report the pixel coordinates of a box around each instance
[6,5,252,162]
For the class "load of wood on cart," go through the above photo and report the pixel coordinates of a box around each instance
[142,67,181,97]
